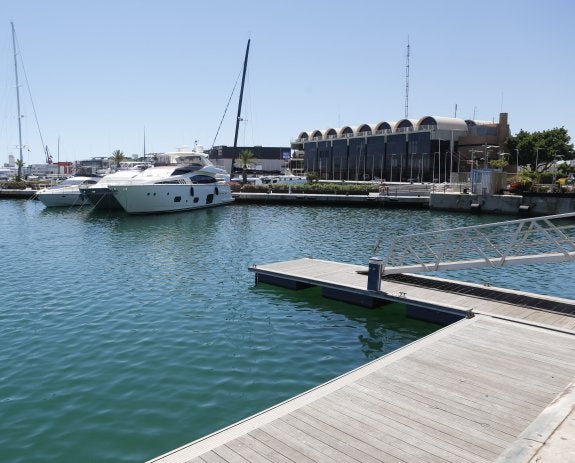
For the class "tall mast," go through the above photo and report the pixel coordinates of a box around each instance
[404,37,410,119]
[11,22,23,164]
[57,136,60,177]
[230,39,250,176]
[143,126,146,160]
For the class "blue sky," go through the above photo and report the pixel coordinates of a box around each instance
[1,0,573,165]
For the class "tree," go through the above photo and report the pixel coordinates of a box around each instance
[236,149,256,183]
[489,158,509,170]
[506,127,574,172]
[15,159,25,182]
[110,149,125,169]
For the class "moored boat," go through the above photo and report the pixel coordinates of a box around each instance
[79,163,151,210]
[109,148,233,214]
[36,176,100,207]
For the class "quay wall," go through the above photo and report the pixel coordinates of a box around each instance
[0,189,37,199]
[430,192,575,216]
[236,191,575,216]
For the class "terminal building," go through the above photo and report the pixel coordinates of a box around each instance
[206,145,292,176]
[291,113,510,182]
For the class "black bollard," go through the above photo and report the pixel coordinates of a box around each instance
[367,257,383,291]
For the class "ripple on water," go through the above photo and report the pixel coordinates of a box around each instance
[1,201,573,462]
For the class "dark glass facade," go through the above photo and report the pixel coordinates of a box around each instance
[301,131,451,182]
[332,139,348,180]
[366,136,386,180]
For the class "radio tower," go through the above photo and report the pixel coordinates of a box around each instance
[404,38,410,118]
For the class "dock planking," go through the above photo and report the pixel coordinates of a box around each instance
[251,258,575,331]
[148,258,575,463]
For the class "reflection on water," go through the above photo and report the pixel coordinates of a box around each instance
[252,284,438,362]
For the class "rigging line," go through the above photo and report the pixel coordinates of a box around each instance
[210,68,242,150]
[15,32,47,156]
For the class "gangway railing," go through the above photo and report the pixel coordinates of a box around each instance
[375,212,575,275]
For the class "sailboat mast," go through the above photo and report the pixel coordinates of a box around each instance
[231,39,250,176]
[57,136,60,177]
[11,22,23,164]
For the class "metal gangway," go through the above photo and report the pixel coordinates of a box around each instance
[373,212,575,276]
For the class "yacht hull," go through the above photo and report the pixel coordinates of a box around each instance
[81,187,122,210]
[37,191,90,207]
[111,183,233,214]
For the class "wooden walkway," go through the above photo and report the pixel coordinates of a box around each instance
[251,258,575,331]
[148,258,575,463]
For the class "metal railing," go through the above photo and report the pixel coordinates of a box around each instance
[378,212,575,275]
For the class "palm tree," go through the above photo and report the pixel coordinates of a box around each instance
[15,159,25,182]
[237,149,256,183]
[110,149,125,170]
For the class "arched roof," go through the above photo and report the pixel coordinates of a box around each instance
[300,115,480,140]
[416,116,468,131]
[339,126,354,137]
[374,121,393,132]
[357,124,372,134]
[325,128,338,138]
[395,119,419,130]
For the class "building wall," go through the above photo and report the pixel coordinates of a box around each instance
[207,145,291,174]
[294,113,510,182]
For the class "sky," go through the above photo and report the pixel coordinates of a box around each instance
[0,0,573,165]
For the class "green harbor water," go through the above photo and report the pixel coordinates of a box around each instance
[1,199,574,462]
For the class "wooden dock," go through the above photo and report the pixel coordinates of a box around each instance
[148,258,575,463]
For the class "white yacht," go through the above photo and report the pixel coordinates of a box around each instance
[79,163,151,210]
[36,176,101,207]
[109,148,233,214]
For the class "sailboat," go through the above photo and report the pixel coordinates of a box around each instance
[10,22,50,183]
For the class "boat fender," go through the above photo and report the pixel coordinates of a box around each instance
[215,187,219,195]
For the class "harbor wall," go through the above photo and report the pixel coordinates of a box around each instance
[236,191,574,216]
[430,192,575,216]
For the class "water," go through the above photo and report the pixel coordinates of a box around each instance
[1,200,574,462]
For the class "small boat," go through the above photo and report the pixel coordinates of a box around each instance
[261,174,306,185]
[36,176,100,207]
[109,149,233,214]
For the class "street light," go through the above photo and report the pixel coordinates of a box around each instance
[535,148,542,172]
[552,154,564,185]
[514,148,519,174]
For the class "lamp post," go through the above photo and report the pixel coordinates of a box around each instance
[438,139,441,183]
[552,154,564,186]
[390,154,396,182]
[515,148,519,174]
[535,148,541,172]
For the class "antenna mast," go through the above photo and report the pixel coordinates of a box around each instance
[404,38,410,119]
